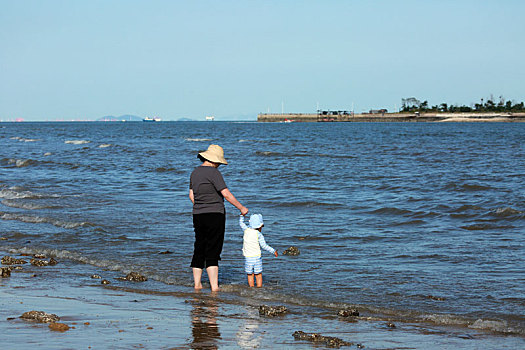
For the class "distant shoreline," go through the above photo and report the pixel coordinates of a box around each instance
[257,112,525,122]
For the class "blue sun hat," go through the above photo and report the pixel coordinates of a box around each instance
[249,214,264,229]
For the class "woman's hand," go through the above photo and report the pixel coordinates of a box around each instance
[240,206,249,216]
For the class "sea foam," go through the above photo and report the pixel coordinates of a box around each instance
[65,140,91,145]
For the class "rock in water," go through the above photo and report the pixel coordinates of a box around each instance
[20,311,60,323]
[30,258,58,266]
[282,246,300,256]
[259,305,288,317]
[49,323,70,332]
[292,331,353,348]
[116,271,148,282]
[1,256,27,265]
[337,308,359,317]
[1,267,11,277]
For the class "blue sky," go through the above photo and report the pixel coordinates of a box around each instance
[1,0,524,121]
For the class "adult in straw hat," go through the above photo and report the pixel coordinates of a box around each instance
[189,144,248,291]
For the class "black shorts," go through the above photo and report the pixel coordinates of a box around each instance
[191,212,225,268]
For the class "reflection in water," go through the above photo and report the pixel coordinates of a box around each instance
[190,296,221,350]
[236,306,262,349]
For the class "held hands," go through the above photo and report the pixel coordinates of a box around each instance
[240,206,249,216]
[274,251,278,257]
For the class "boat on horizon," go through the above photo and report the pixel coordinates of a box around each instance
[205,115,215,121]
[143,116,161,122]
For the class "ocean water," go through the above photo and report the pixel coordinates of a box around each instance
[1,121,524,338]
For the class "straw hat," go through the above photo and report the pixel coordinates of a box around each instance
[198,144,228,165]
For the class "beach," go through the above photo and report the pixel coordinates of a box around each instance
[2,248,525,349]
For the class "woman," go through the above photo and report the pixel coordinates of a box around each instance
[189,144,248,291]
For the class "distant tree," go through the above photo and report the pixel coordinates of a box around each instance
[399,96,525,114]
[512,101,524,111]
[486,99,496,111]
[401,97,421,112]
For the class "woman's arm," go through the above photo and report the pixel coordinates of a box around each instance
[221,188,248,215]
[189,189,194,204]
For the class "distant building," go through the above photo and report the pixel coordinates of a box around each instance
[369,109,388,115]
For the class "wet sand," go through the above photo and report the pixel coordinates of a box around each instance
[1,252,524,349]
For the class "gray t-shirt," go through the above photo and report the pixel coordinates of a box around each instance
[190,165,227,214]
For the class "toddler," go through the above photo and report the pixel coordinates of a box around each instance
[240,214,278,287]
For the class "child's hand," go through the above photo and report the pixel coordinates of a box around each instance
[274,251,278,257]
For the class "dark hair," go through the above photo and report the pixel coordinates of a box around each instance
[198,154,207,162]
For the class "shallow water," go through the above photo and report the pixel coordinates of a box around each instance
[1,121,524,339]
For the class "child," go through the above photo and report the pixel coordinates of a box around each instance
[240,213,278,287]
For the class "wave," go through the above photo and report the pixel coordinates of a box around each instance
[449,204,484,219]
[492,207,524,219]
[153,167,184,174]
[0,186,61,200]
[1,156,90,172]
[370,207,413,216]
[98,144,112,148]
[10,136,40,142]
[256,150,316,158]
[0,187,44,200]
[391,219,426,226]
[2,246,184,287]
[64,140,91,145]
[419,314,524,335]
[1,199,60,210]
[1,158,36,168]
[185,138,212,142]
[255,151,283,157]
[468,319,522,334]
[278,201,345,208]
[319,154,356,159]
[445,182,494,192]
[460,223,515,231]
[0,212,91,229]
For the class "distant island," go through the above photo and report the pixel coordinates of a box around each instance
[95,115,199,122]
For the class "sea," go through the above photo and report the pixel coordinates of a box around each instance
[1,121,524,346]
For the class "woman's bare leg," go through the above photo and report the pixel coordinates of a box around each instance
[206,266,220,292]
[192,268,203,289]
